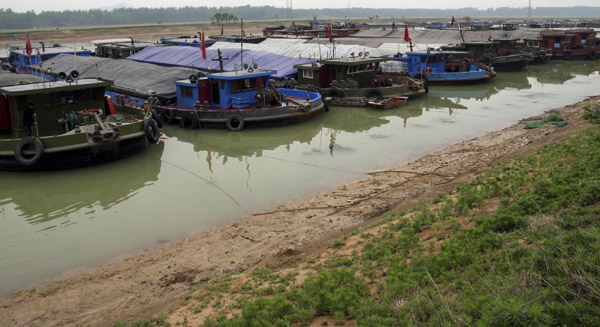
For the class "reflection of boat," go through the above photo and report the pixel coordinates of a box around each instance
[525,59,600,85]
[154,68,324,131]
[324,100,424,132]
[0,78,161,171]
[0,141,164,224]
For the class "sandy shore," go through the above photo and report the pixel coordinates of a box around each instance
[0,97,595,326]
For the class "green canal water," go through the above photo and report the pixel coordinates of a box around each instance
[1,60,599,297]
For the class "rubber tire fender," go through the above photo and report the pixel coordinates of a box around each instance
[563,51,573,60]
[480,55,493,66]
[179,112,200,129]
[226,114,245,132]
[151,109,163,128]
[143,118,160,144]
[589,51,597,60]
[365,88,384,100]
[159,108,175,125]
[14,136,44,166]
[325,87,345,98]
[323,100,330,112]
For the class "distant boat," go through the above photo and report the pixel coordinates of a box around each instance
[441,40,532,72]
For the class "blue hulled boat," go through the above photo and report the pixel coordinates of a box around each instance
[388,51,496,85]
[145,67,325,131]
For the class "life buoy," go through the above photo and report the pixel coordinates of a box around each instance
[151,109,163,128]
[14,136,44,166]
[143,119,160,144]
[226,114,245,132]
[159,108,175,125]
[325,87,345,98]
[589,51,597,60]
[563,51,573,60]
[365,89,383,100]
[180,112,200,129]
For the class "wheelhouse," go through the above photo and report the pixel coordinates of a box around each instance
[294,57,386,89]
[0,79,111,138]
[173,70,275,109]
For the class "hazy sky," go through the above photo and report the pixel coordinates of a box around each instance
[1,0,598,13]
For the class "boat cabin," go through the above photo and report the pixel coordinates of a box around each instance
[294,57,385,89]
[394,51,474,75]
[173,70,274,109]
[9,47,91,71]
[539,29,598,50]
[94,40,161,59]
[0,79,112,138]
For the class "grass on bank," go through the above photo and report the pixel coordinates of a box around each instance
[116,122,600,327]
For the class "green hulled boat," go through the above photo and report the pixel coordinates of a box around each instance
[0,78,161,171]
[288,57,427,101]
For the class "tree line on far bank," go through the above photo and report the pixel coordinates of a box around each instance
[1,6,600,30]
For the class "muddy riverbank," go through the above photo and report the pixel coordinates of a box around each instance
[0,96,595,327]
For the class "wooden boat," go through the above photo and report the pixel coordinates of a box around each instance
[0,77,161,171]
[324,97,369,107]
[441,40,532,72]
[539,29,600,60]
[367,96,408,110]
[291,57,427,101]
[150,68,325,131]
[387,51,496,85]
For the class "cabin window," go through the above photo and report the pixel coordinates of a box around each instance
[181,86,194,98]
[347,65,358,74]
[230,78,258,93]
[24,56,30,65]
[303,70,314,79]
[319,32,326,37]
[53,91,75,105]
[74,89,94,102]
[220,81,226,89]
[527,41,539,47]
[333,31,339,36]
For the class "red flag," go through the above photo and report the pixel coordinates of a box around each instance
[451,16,456,27]
[466,16,470,22]
[221,25,224,35]
[328,19,333,43]
[275,13,278,19]
[314,16,317,22]
[25,33,32,55]
[201,30,206,60]
[404,23,410,42]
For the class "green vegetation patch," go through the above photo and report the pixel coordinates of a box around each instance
[193,127,600,327]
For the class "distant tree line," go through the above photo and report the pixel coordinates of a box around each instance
[211,13,239,24]
[1,6,600,30]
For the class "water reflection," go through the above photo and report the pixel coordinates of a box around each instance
[526,59,600,85]
[0,141,164,225]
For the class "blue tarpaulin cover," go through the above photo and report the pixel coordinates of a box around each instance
[127,46,315,79]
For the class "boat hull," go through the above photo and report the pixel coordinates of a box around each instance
[0,122,147,171]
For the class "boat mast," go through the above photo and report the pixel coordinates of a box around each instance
[240,18,244,70]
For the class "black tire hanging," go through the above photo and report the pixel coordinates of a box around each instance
[159,108,175,125]
[563,51,573,60]
[365,89,384,100]
[151,109,163,128]
[480,55,493,66]
[325,87,345,98]
[143,119,160,144]
[226,114,245,132]
[589,51,597,60]
[14,136,44,166]
[323,100,330,112]
[179,113,200,129]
